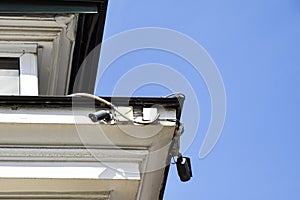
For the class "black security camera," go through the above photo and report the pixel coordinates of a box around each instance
[88,110,112,122]
[176,155,192,182]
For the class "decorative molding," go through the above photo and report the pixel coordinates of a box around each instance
[0,191,111,200]
[0,146,146,180]
[0,146,148,162]
[0,43,37,53]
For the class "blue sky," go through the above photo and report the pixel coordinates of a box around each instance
[96,0,300,199]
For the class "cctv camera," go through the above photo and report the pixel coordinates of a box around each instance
[176,156,192,182]
[88,110,112,122]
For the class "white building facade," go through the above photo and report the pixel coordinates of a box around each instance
[0,1,185,199]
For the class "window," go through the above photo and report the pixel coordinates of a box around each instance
[0,15,77,95]
[0,43,38,96]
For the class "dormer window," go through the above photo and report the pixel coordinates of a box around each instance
[0,1,107,96]
[0,15,77,95]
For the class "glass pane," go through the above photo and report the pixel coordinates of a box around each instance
[0,57,19,70]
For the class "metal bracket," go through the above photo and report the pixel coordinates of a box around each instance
[169,123,184,157]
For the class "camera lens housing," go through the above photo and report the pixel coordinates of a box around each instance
[88,110,112,122]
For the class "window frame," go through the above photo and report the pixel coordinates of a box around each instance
[0,43,38,96]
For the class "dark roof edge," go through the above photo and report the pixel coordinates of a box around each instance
[0,96,184,120]
[68,0,108,93]
[0,0,107,3]
[159,163,171,200]
[0,96,183,106]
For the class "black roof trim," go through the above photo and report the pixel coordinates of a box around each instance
[54,0,106,2]
[0,0,107,4]
[0,96,184,120]
[0,1,107,14]
[68,1,108,94]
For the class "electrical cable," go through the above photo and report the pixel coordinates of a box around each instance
[163,92,185,99]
